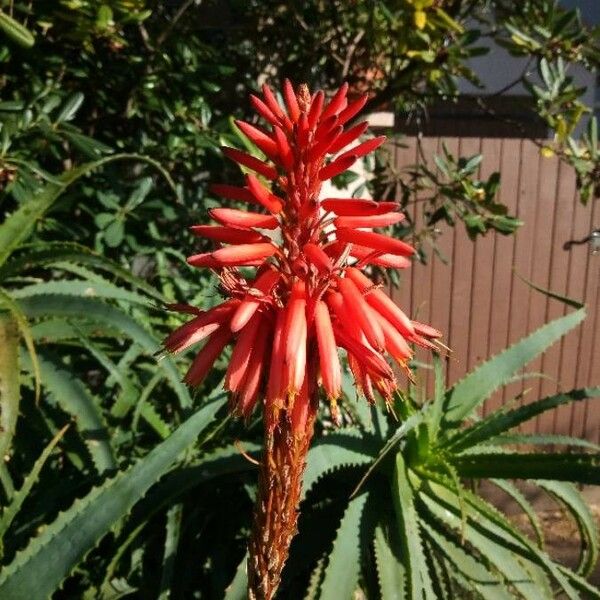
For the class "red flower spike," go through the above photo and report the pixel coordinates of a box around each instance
[225,311,264,394]
[307,90,324,130]
[318,154,357,181]
[209,207,278,230]
[163,82,443,600]
[283,79,301,122]
[249,94,279,127]
[314,300,341,400]
[335,228,415,256]
[222,147,278,180]
[337,277,385,351]
[321,82,349,121]
[321,198,397,216]
[190,225,267,244]
[246,174,284,214]
[337,94,368,125]
[338,135,387,161]
[327,121,369,154]
[230,268,280,332]
[183,325,232,387]
[235,120,279,159]
[304,243,333,273]
[334,212,404,229]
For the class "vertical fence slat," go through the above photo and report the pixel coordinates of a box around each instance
[392,135,599,441]
[469,138,502,416]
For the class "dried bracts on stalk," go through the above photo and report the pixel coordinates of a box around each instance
[163,80,443,600]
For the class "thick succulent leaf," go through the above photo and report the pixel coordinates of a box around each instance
[17,294,191,409]
[419,518,514,600]
[0,426,68,550]
[419,483,555,599]
[557,564,600,599]
[0,242,165,302]
[373,522,406,600]
[302,430,377,499]
[0,287,40,401]
[11,280,153,306]
[424,476,586,599]
[485,433,600,451]
[392,455,436,599]
[489,479,544,549]
[158,504,182,600]
[0,397,225,600]
[318,492,369,600]
[0,312,20,470]
[453,452,600,484]
[0,153,175,268]
[443,307,585,424]
[223,553,248,600]
[21,351,116,474]
[351,414,423,497]
[444,387,600,452]
[536,480,598,577]
[428,352,446,438]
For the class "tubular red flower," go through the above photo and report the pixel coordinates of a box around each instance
[327,121,369,154]
[338,135,386,161]
[246,174,284,214]
[183,325,232,387]
[335,228,415,256]
[211,243,277,266]
[210,207,278,229]
[164,301,238,354]
[284,285,307,395]
[235,120,279,160]
[321,198,398,216]
[337,277,385,351]
[303,242,333,273]
[230,268,280,332]
[225,311,265,394]
[190,225,267,244]
[314,300,341,400]
[334,212,404,229]
[318,155,357,181]
[222,147,278,180]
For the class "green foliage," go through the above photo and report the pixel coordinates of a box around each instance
[296,301,600,599]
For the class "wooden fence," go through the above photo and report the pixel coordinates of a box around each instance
[391,137,600,441]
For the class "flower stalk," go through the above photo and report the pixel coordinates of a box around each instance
[164,80,444,599]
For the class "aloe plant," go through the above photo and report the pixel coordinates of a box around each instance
[271,301,600,599]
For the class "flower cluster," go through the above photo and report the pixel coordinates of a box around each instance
[164,81,442,429]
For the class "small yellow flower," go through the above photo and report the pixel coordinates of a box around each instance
[414,10,427,30]
[541,146,555,158]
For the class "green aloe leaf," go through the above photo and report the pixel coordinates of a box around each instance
[536,480,598,577]
[0,397,225,600]
[0,312,20,473]
[391,456,436,599]
[17,295,191,410]
[0,242,164,301]
[318,492,369,600]
[443,307,585,424]
[0,425,68,551]
[0,154,176,269]
[444,387,600,452]
[373,521,407,600]
[453,452,600,484]
[21,351,116,474]
[303,430,377,499]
